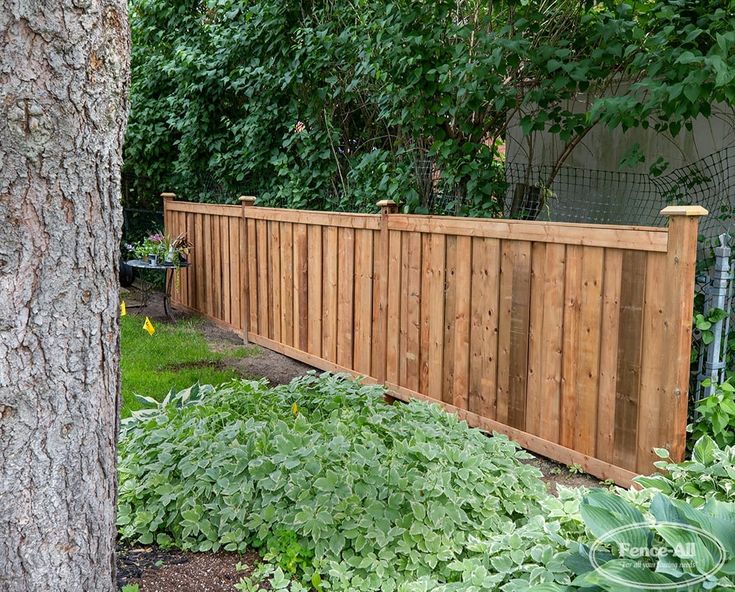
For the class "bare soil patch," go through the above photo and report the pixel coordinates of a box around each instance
[117,547,268,592]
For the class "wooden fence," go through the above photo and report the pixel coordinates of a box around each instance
[163,194,707,485]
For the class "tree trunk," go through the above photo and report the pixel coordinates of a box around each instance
[0,2,129,591]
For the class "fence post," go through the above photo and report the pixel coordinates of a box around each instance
[660,205,708,462]
[161,192,176,232]
[697,234,732,402]
[240,196,257,344]
[373,200,398,382]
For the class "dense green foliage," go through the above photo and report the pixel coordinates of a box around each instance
[559,490,735,592]
[635,437,735,508]
[690,380,735,449]
[125,0,735,213]
[118,374,735,591]
[118,374,579,591]
[120,313,251,416]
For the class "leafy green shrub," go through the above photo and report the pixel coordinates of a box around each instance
[690,380,735,449]
[559,490,735,592]
[126,1,734,212]
[118,373,573,590]
[634,436,735,508]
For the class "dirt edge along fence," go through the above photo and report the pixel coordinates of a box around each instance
[163,193,707,486]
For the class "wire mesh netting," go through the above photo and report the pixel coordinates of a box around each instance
[499,147,735,240]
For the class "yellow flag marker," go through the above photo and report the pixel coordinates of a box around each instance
[292,402,299,416]
[143,316,156,336]
[120,301,127,316]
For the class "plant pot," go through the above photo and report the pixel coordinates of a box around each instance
[148,255,158,266]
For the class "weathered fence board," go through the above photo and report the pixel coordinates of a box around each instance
[164,195,706,485]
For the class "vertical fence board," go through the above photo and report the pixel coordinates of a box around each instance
[293,224,309,352]
[452,235,472,410]
[637,252,667,473]
[468,238,500,419]
[268,222,281,342]
[247,219,258,334]
[218,216,231,325]
[560,245,583,449]
[419,233,431,394]
[322,227,338,362]
[212,215,222,321]
[405,232,422,392]
[307,225,323,356]
[613,250,647,469]
[204,216,214,317]
[538,243,566,442]
[526,242,546,435]
[496,241,513,423]
[427,233,446,401]
[443,236,457,404]
[231,218,242,331]
[256,220,269,336]
[597,250,623,462]
[386,230,402,384]
[280,223,294,347]
[353,229,374,375]
[574,247,604,456]
[337,228,355,368]
[508,241,532,430]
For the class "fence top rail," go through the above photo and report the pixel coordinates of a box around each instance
[166,198,673,251]
[241,206,381,230]
[166,201,242,217]
[386,214,669,251]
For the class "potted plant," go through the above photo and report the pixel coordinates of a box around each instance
[128,231,191,267]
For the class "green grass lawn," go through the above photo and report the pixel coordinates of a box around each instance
[120,314,252,416]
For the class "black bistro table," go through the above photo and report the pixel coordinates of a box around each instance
[125,259,189,321]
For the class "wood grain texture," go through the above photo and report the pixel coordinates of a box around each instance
[468,238,500,419]
[280,222,294,347]
[613,250,647,469]
[538,243,565,442]
[167,202,703,482]
[508,241,532,430]
[386,230,402,383]
[597,250,622,463]
[307,225,322,356]
[322,226,338,362]
[293,224,309,351]
[353,229,374,375]
[337,227,355,368]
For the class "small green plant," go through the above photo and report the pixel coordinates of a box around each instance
[121,585,140,592]
[236,564,309,592]
[694,308,728,346]
[690,379,735,448]
[258,529,315,576]
[634,436,735,508]
[601,479,616,491]
[567,463,585,475]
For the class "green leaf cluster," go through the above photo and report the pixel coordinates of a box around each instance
[560,490,735,592]
[118,373,576,590]
[690,382,735,449]
[634,436,735,508]
[125,1,735,213]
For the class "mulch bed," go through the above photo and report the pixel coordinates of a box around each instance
[117,547,267,592]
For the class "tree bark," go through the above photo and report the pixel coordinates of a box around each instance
[0,2,129,591]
